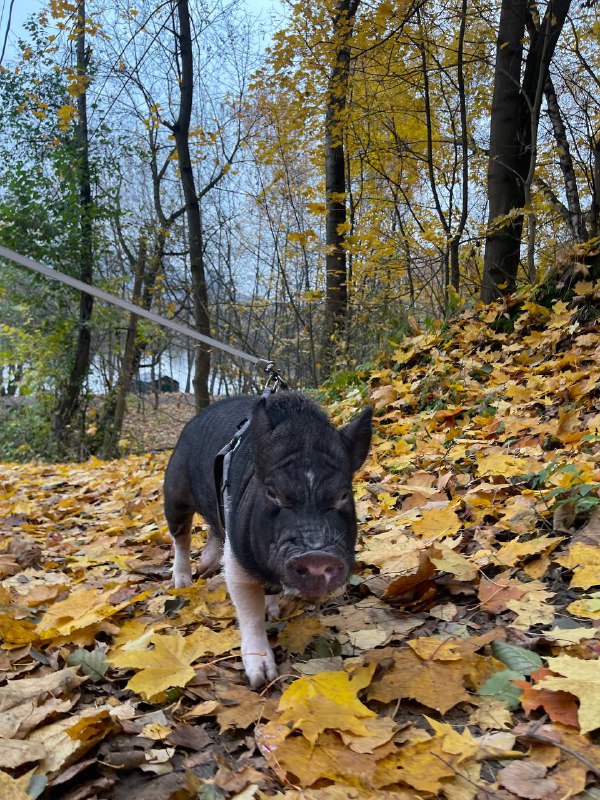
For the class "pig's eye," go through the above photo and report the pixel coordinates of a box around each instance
[331,491,350,509]
[265,487,282,507]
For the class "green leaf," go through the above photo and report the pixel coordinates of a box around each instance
[67,647,109,681]
[479,669,523,710]
[491,641,543,675]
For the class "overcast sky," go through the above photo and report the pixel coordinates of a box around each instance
[1,0,279,63]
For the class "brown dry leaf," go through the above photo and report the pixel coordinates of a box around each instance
[0,668,84,739]
[380,549,436,600]
[216,684,276,732]
[407,636,464,661]
[0,738,46,769]
[28,706,121,778]
[468,700,513,731]
[507,591,556,629]
[278,616,326,652]
[338,715,398,754]
[366,648,471,713]
[256,726,381,788]
[476,451,539,478]
[0,614,39,648]
[498,761,558,799]
[513,669,579,728]
[478,573,526,613]
[535,655,600,734]
[358,531,426,574]
[567,593,600,619]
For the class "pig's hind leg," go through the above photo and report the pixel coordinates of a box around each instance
[223,539,278,688]
[197,531,223,577]
[166,505,195,589]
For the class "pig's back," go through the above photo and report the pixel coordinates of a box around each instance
[164,396,260,531]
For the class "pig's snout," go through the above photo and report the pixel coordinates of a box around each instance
[285,552,347,598]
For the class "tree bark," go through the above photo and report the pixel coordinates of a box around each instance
[481,0,527,302]
[323,0,359,373]
[544,75,587,242]
[171,0,210,411]
[482,0,572,302]
[53,0,94,450]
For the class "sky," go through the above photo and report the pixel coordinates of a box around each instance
[0,0,279,62]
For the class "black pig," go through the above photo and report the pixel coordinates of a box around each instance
[164,391,372,687]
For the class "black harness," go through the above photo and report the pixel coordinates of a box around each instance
[213,365,289,538]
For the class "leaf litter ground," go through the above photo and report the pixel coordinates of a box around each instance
[1,284,600,799]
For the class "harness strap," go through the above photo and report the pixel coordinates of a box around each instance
[214,416,251,538]
[214,378,288,537]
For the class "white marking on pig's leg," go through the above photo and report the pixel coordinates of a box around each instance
[223,538,277,688]
[197,532,223,577]
[172,514,193,588]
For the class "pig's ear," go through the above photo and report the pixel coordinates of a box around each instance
[340,405,373,472]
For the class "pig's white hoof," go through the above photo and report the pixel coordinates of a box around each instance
[243,649,278,689]
[173,569,193,589]
[197,535,223,577]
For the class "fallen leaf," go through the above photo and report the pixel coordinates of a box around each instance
[412,506,462,539]
[276,665,377,744]
[109,627,240,701]
[499,760,558,799]
[366,648,471,713]
[514,668,580,728]
[535,655,600,733]
[555,543,600,589]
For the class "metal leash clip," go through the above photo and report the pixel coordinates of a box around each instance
[256,359,289,395]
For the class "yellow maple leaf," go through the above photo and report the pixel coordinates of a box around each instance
[276,665,377,744]
[109,627,239,701]
[495,535,564,567]
[555,543,600,590]
[567,593,600,620]
[536,655,600,734]
[35,587,151,640]
[377,719,479,793]
[430,546,479,581]
[412,506,461,539]
[476,451,539,478]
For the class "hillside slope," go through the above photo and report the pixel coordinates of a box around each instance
[1,284,599,799]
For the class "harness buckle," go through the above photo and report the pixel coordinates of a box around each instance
[260,360,289,395]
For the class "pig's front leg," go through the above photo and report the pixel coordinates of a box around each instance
[223,539,277,688]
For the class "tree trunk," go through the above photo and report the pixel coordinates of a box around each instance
[323,0,360,374]
[482,0,572,302]
[172,0,210,411]
[544,76,587,242]
[481,0,526,302]
[53,0,94,449]
[590,135,600,238]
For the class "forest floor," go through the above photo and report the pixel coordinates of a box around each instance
[1,282,600,800]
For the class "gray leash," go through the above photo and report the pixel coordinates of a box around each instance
[0,244,275,372]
